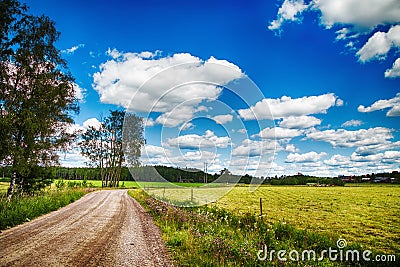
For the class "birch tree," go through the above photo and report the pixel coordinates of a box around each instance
[0,0,79,199]
[79,110,144,187]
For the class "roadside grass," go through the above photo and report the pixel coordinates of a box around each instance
[50,179,207,189]
[214,185,400,254]
[52,180,209,189]
[0,188,88,230]
[129,189,395,267]
[51,179,139,188]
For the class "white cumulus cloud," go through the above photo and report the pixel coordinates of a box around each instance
[93,50,244,127]
[306,127,394,148]
[165,130,231,149]
[256,127,303,140]
[73,83,86,102]
[268,0,309,31]
[385,58,400,78]
[238,93,338,120]
[312,0,400,32]
[358,93,400,116]
[324,154,351,166]
[341,119,363,127]
[82,118,102,130]
[212,114,233,125]
[232,139,278,157]
[278,115,321,129]
[285,151,327,163]
[142,144,171,157]
[269,0,400,78]
[356,25,400,62]
[63,44,85,54]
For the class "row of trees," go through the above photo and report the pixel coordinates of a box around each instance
[79,110,144,187]
[264,175,345,186]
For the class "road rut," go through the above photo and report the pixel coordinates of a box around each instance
[0,190,172,266]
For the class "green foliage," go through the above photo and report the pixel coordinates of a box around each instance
[267,175,346,186]
[131,165,214,183]
[52,179,137,189]
[79,110,144,187]
[1,0,79,197]
[0,188,86,230]
[19,166,54,193]
[54,179,65,189]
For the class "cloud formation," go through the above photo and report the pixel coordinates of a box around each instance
[313,0,400,32]
[268,0,308,31]
[341,119,363,127]
[62,44,85,54]
[306,127,394,148]
[356,25,400,62]
[93,50,244,127]
[285,151,327,163]
[73,83,86,102]
[385,58,400,78]
[165,130,231,150]
[269,0,400,78]
[279,115,321,129]
[232,139,278,157]
[358,93,400,117]
[212,114,233,125]
[238,93,338,120]
[256,127,303,140]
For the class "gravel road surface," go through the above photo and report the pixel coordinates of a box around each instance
[0,190,172,266]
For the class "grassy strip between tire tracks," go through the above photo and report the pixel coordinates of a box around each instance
[0,188,90,230]
[129,189,399,267]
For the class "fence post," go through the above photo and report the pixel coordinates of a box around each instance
[163,187,166,198]
[260,198,263,217]
[191,188,194,202]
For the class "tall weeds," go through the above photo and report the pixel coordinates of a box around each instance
[0,188,87,230]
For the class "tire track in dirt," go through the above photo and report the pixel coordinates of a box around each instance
[0,190,172,267]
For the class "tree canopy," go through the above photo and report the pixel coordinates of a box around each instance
[79,110,144,187]
[0,0,79,199]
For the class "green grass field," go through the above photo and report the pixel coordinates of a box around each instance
[212,185,400,254]
[0,182,9,194]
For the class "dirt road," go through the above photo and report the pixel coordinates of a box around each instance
[0,190,172,266]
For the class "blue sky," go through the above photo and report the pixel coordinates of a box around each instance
[25,0,400,177]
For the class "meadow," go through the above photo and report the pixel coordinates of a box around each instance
[141,183,400,254]
[214,185,400,254]
[129,184,400,266]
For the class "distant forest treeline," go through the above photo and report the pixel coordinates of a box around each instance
[0,165,257,184]
[1,165,399,185]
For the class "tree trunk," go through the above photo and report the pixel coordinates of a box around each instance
[7,171,17,201]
